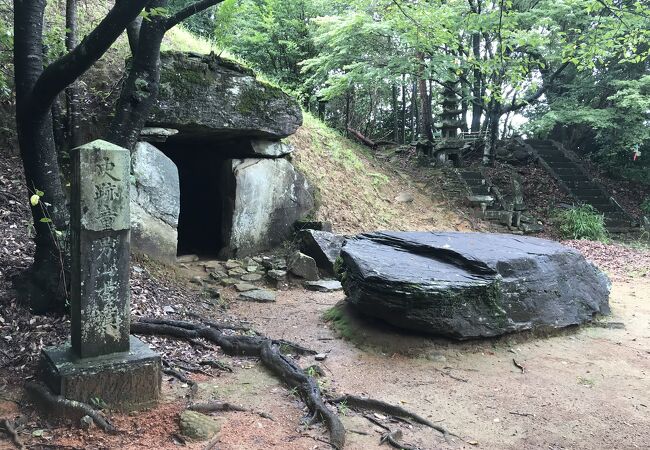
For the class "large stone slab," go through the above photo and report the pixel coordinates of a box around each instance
[340,232,610,339]
[130,142,180,264]
[150,52,302,139]
[221,158,313,258]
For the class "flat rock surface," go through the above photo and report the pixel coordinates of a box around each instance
[239,289,277,303]
[340,231,611,339]
[304,280,343,292]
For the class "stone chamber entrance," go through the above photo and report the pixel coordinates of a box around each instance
[127,51,314,263]
[156,136,247,257]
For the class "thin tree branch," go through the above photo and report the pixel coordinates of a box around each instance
[166,0,224,30]
[29,0,149,115]
[502,61,570,113]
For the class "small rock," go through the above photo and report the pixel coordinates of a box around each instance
[394,192,414,203]
[80,415,94,430]
[190,276,203,285]
[241,273,263,282]
[240,289,276,303]
[204,287,221,298]
[228,267,248,277]
[304,280,342,292]
[163,305,175,314]
[235,283,258,292]
[220,278,240,286]
[179,410,222,441]
[177,254,199,263]
[246,265,259,273]
[267,269,287,281]
[209,270,228,281]
[225,260,241,270]
[261,257,287,270]
[203,261,222,271]
[288,251,319,281]
[314,353,327,361]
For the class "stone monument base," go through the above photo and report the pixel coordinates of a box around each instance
[40,336,161,411]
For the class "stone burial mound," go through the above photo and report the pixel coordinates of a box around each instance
[129,51,313,264]
[338,232,611,339]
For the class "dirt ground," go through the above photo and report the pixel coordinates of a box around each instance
[222,279,650,450]
[2,251,649,450]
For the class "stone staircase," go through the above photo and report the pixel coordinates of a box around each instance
[457,169,543,233]
[525,139,636,231]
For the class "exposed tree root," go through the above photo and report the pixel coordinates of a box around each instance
[189,401,274,420]
[131,318,345,449]
[25,382,117,433]
[331,395,457,441]
[199,359,233,372]
[0,418,25,450]
[380,429,419,450]
[162,360,198,397]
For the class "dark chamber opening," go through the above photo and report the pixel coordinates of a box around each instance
[157,138,233,257]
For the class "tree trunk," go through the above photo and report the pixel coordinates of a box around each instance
[418,78,433,141]
[14,0,70,312]
[391,83,399,143]
[65,0,82,148]
[107,0,169,150]
[411,80,418,141]
[484,102,501,165]
[345,89,351,138]
[471,33,483,132]
[401,75,406,144]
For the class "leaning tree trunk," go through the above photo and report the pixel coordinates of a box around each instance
[107,0,168,150]
[65,0,82,148]
[14,0,71,312]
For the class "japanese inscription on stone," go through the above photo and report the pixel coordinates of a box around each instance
[70,140,131,358]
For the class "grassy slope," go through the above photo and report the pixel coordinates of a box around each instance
[290,113,465,234]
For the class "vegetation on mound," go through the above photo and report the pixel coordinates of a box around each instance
[290,113,463,234]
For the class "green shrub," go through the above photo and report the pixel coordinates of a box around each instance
[555,205,608,241]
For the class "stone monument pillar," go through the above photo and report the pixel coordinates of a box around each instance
[41,140,161,411]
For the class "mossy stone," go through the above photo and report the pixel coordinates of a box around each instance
[179,410,222,441]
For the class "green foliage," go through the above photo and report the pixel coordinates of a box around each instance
[336,400,350,416]
[555,205,609,241]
